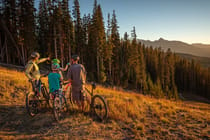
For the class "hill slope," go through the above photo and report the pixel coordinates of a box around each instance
[177,53,210,67]
[139,38,210,58]
[0,67,209,139]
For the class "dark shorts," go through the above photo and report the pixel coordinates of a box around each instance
[72,88,85,102]
[31,80,41,92]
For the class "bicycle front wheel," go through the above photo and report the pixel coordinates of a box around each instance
[91,95,108,121]
[53,93,68,122]
[25,92,39,117]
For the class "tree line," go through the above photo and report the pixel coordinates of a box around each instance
[0,0,209,99]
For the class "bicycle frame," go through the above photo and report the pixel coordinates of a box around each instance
[62,82,71,92]
[62,81,95,97]
[85,87,93,97]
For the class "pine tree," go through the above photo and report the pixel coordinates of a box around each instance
[73,0,83,60]
[61,0,74,63]
[111,10,120,85]
[18,0,37,63]
[87,2,106,83]
[38,0,49,57]
[104,13,113,83]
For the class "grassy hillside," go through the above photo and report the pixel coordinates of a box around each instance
[0,66,209,139]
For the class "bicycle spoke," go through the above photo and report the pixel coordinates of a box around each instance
[92,95,108,121]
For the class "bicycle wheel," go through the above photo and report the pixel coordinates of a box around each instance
[53,93,68,122]
[25,92,39,117]
[41,85,50,107]
[91,95,108,121]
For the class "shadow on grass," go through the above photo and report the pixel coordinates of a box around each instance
[0,104,108,139]
[0,104,58,138]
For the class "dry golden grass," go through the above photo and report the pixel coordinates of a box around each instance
[0,66,209,140]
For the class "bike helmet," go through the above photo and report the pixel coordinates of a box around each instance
[51,63,60,70]
[72,55,80,61]
[52,58,60,64]
[31,52,40,58]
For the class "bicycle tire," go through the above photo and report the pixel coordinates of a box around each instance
[25,92,39,117]
[53,93,68,122]
[91,94,108,121]
[41,85,50,107]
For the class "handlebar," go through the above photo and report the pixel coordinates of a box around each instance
[62,81,71,85]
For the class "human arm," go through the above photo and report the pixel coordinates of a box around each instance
[81,65,86,85]
[58,70,63,81]
[37,57,50,64]
[60,63,70,72]
[67,67,72,81]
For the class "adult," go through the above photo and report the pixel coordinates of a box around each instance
[25,52,50,94]
[67,55,90,111]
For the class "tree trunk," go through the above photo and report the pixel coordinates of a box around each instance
[0,17,24,65]
[68,43,71,61]
[5,37,8,64]
[97,49,99,81]
[109,58,112,82]
[0,33,5,62]
[54,26,57,58]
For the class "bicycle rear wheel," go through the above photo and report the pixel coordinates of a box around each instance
[91,95,108,121]
[53,93,68,122]
[41,85,50,108]
[25,92,39,117]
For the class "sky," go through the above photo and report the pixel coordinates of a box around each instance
[35,0,210,44]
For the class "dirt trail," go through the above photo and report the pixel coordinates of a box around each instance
[0,103,127,139]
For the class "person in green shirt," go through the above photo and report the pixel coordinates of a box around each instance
[25,52,50,94]
[48,63,63,94]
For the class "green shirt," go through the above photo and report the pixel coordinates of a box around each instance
[48,72,61,93]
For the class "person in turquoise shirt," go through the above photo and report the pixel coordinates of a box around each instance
[48,63,63,93]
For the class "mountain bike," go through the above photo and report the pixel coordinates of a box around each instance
[25,74,50,117]
[50,88,68,122]
[68,82,108,121]
[26,75,69,122]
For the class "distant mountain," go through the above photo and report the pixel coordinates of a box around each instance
[176,53,210,67]
[192,43,210,48]
[139,38,210,58]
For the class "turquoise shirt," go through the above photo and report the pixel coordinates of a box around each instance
[48,72,61,93]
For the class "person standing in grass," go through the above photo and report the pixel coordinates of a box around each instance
[25,52,50,95]
[48,63,63,94]
[67,55,90,111]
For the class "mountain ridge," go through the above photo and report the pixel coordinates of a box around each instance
[139,38,210,58]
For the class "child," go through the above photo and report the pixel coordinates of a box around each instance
[48,64,63,94]
[51,58,70,80]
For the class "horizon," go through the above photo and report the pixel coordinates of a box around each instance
[35,0,210,44]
